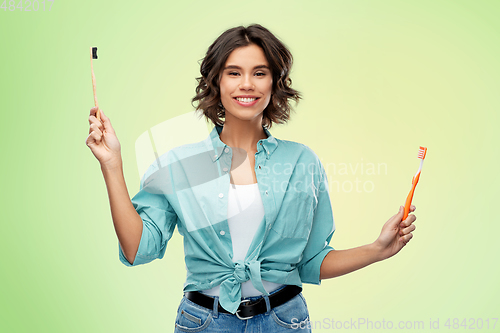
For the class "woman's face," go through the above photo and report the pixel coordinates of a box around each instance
[219,44,273,124]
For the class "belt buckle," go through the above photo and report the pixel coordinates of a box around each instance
[235,299,254,320]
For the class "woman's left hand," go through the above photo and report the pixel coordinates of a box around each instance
[373,205,416,261]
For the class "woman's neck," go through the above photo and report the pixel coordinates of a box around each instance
[219,116,268,153]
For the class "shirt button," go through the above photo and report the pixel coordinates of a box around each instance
[258,165,261,169]
[224,147,229,153]
[219,193,224,198]
[265,190,268,195]
[220,230,225,236]
[223,167,228,172]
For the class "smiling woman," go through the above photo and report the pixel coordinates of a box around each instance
[86,23,417,333]
[219,44,273,124]
[192,24,301,129]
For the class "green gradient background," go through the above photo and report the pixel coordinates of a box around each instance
[1,0,499,332]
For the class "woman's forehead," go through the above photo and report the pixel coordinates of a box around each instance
[224,44,269,68]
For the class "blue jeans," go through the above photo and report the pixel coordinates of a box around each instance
[174,285,311,332]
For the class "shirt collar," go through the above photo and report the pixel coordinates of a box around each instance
[209,124,278,162]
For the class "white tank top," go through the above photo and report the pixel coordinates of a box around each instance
[201,183,284,297]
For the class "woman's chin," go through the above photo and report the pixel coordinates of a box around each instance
[225,110,264,123]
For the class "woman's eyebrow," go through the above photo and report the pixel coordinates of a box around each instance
[224,65,270,70]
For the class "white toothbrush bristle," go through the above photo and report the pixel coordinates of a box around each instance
[418,146,427,159]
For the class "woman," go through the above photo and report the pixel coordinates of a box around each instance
[86,24,416,332]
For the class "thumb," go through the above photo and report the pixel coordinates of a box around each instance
[100,109,115,134]
[389,206,405,227]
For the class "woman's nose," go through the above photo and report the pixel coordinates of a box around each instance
[239,75,255,90]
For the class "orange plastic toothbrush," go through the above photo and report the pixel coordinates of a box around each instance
[403,146,427,221]
[90,46,101,121]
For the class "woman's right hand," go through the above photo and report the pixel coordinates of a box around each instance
[86,107,122,168]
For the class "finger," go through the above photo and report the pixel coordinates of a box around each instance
[99,109,115,135]
[400,214,416,228]
[89,123,103,137]
[399,224,416,236]
[85,132,94,146]
[410,205,416,212]
[90,130,101,145]
[88,115,104,132]
[86,130,101,146]
[399,232,413,245]
[90,106,99,117]
[388,206,405,228]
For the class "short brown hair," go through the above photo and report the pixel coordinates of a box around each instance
[192,24,301,129]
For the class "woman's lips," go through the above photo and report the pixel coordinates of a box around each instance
[233,97,260,107]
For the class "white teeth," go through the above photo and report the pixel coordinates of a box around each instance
[236,97,257,103]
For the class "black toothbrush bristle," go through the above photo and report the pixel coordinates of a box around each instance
[92,47,98,59]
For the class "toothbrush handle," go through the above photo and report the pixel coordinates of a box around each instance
[403,171,420,221]
[90,47,100,121]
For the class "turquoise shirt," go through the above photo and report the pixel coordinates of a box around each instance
[119,124,335,314]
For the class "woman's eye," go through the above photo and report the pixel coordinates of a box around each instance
[229,72,239,76]
[255,72,266,76]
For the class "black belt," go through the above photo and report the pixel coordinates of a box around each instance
[185,285,302,320]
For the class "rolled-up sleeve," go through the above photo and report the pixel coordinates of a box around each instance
[119,162,178,267]
[297,163,335,284]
